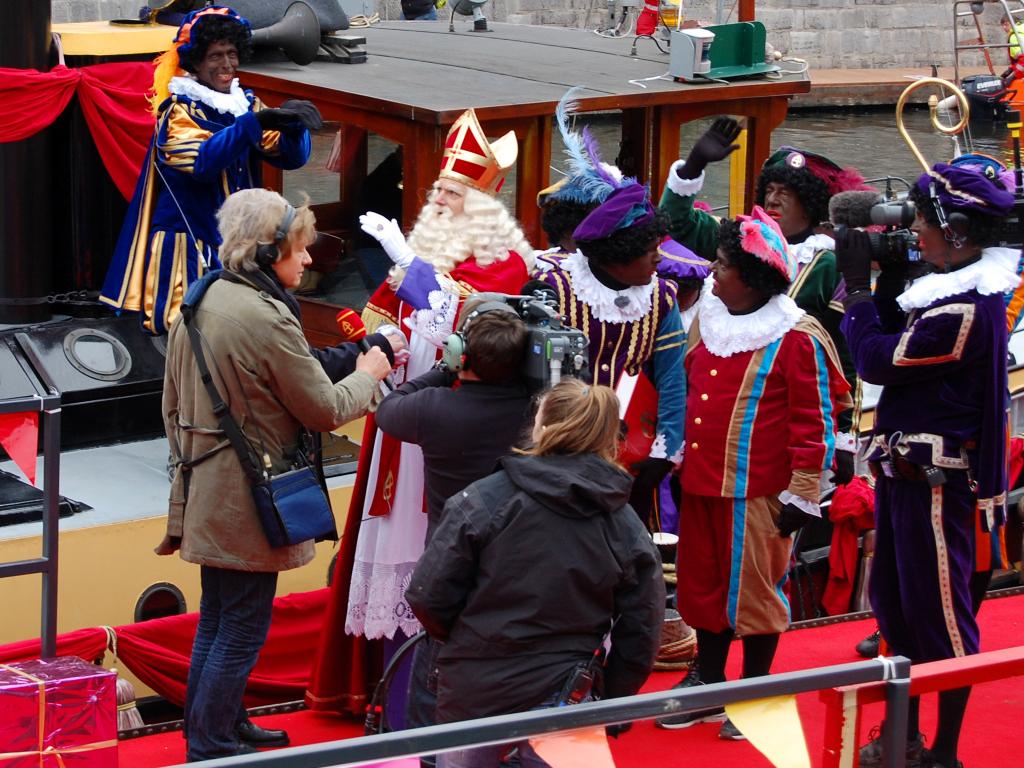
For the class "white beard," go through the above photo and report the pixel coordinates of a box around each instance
[406,205,474,272]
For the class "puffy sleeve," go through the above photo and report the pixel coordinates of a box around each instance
[658,160,722,261]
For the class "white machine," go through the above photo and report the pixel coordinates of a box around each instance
[669,27,715,80]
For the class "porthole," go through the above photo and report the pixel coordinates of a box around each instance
[134,582,186,622]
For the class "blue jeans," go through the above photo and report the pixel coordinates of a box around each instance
[185,565,278,761]
[406,636,442,766]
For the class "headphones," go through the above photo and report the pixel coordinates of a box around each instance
[255,202,297,267]
[927,180,970,249]
[440,300,516,373]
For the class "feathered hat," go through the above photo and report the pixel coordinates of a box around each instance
[537,88,625,207]
[536,88,653,242]
[736,205,796,281]
[762,146,871,197]
[149,6,252,115]
[438,109,518,196]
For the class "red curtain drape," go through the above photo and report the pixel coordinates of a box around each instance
[0,62,155,200]
[0,589,330,708]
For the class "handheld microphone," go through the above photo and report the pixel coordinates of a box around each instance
[336,308,372,353]
[828,190,884,229]
[336,308,394,390]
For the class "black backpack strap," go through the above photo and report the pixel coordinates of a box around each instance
[180,302,267,486]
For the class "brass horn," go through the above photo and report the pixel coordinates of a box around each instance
[895,77,971,173]
[252,1,321,67]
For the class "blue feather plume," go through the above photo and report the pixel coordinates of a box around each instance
[551,87,617,205]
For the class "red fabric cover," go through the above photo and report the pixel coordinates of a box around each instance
[75,63,155,200]
[0,590,330,709]
[0,628,107,666]
[821,476,875,616]
[0,657,117,767]
[0,63,154,200]
[1009,436,1024,490]
[114,588,330,707]
[0,411,39,486]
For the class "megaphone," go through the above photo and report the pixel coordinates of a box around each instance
[252,1,321,66]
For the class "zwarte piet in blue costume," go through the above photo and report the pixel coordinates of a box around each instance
[100,6,318,334]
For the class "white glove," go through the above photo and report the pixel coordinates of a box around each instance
[359,211,415,268]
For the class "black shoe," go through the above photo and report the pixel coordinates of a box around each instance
[237,720,290,748]
[856,630,881,659]
[654,664,727,729]
[859,724,924,768]
[718,717,746,741]
[473,18,488,31]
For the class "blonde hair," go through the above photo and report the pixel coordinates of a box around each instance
[406,184,534,273]
[216,188,316,273]
[524,379,621,465]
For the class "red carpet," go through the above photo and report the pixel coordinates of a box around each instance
[119,595,1024,767]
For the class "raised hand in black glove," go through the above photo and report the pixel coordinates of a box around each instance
[834,225,873,298]
[279,99,324,131]
[833,449,855,486]
[777,501,815,538]
[677,117,742,181]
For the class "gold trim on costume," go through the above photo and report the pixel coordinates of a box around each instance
[929,485,966,657]
[893,303,975,366]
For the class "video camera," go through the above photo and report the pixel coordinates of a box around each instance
[867,198,921,264]
[828,188,920,265]
[506,283,589,393]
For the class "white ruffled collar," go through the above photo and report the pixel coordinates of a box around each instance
[790,233,835,266]
[897,246,1022,311]
[169,76,250,117]
[564,250,655,323]
[697,287,805,358]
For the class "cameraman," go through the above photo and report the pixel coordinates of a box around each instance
[372,300,534,750]
[838,163,1018,768]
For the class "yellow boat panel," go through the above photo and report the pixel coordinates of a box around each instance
[53,21,174,56]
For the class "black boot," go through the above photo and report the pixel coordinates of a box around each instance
[237,720,289,748]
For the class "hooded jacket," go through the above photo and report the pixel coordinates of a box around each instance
[406,452,664,723]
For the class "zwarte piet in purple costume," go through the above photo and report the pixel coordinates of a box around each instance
[839,162,1017,665]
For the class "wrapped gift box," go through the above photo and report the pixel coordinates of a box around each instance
[0,657,117,767]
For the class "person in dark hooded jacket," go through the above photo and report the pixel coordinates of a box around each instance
[405,378,664,767]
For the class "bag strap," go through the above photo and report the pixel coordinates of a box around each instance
[180,302,268,485]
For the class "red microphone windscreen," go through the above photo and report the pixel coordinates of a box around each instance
[336,308,367,343]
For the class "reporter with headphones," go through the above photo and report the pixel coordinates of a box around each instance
[837,163,1019,768]
[371,296,535,754]
[158,188,392,761]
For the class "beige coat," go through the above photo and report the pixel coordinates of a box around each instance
[163,276,378,572]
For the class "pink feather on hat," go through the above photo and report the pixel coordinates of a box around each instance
[736,205,796,281]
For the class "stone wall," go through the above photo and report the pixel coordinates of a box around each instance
[51,0,1011,71]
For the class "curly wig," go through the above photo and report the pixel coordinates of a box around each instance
[718,218,790,298]
[576,209,670,268]
[178,15,253,74]
[540,199,595,246]
[907,185,1001,248]
[755,165,831,229]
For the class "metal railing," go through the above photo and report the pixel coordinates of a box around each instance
[169,656,912,768]
[0,334,62,657]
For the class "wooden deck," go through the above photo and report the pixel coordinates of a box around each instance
[798,65,994,108]
[240,21,809,244]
